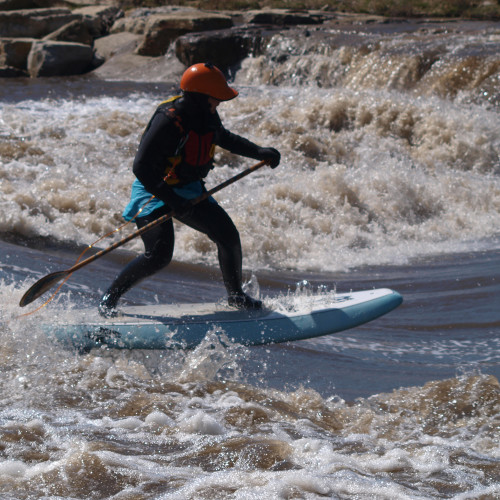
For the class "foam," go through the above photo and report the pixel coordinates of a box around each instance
[1,83,499,272]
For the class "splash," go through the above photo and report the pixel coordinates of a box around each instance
[1,368,497,499]
[177,327,251,383]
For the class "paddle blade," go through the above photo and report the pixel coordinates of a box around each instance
[19,271,69,307]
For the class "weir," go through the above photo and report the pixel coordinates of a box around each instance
[235,20,500,107]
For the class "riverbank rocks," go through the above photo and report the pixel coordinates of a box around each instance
[27,40,99,76]
[0,8,79,38]
[0,37,32,69]
[173,8,331,72]
[42,18,94,45]
[0,1,336,79]
[0,4,121,76]
[244,9,327,25]
[136,11,233,57]
[175,26,272,72]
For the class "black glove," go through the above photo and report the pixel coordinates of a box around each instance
[257,147,281,169]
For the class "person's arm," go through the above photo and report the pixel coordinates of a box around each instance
[216,127,281,168]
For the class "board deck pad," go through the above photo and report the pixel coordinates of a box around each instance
[47,288,403,351]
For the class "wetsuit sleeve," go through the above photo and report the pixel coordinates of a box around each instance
[215,126,262,160]
[132,110,184,204]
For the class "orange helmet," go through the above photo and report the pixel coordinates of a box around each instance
[180,63,238,101]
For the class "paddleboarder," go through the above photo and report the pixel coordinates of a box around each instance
[98,63,280,317]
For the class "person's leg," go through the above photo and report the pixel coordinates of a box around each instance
[99,206,175,316]
[179,199,262,309]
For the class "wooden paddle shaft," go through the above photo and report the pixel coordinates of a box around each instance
[65,160,268,275]
[20,160,268,307]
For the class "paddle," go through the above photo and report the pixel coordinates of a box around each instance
[19,160,268,307]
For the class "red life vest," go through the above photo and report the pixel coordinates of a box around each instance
[160,97,216,185]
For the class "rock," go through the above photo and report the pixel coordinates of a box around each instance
[0,0,112,8]
[91,49,185,82]
[0,37,34,69]
[0,65,27,76]
[175,26,272,72]
[93,31,141,60]
[0,0,37,9]
[64,0,110,6]
[0,8,79,38]
[0,6,338,80]
[136,11,233,57]
[73,5,122,38]
[42,19,93,45]
[27,40,98,76]
[245,9,328,26]
[110,15,147,35]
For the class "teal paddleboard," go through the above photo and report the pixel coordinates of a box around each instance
[47,288,402,351]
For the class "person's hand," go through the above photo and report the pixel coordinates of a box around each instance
[257,147,281,168]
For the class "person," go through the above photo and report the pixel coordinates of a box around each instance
[98,63,280,317]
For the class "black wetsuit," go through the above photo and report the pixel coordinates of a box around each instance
[99,93,273,312]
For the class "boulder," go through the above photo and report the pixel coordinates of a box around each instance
[0,0,38,9]
[0,65,27,76]
[175,26,271,72]
[110,15,147,35]
[73,5,122,38]
[0,37,34,69]
[93,31,141,60]
[244,9,328,26]
[27,40,98,76]
[90,49,185,82]
[42,19,93,45]
[0,0,111,8]
[136,11,233,57]
[0,8,79,38]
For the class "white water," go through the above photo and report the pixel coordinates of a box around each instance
[1,82,499,274]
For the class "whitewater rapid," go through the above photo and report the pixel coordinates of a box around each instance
[1,18,500,499]
[1,81,499,274]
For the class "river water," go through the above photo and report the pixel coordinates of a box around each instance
[0,19,499,499]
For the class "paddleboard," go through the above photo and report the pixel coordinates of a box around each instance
[46,288,402,351]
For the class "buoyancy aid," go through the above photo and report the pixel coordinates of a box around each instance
[159,96,217,186]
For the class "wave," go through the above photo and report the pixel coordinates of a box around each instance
[1,39,499,272]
